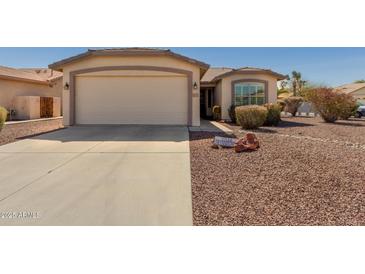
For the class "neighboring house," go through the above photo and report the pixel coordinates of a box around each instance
[0,66,63,119]
[335,83,365,100]
[49,48,285,126]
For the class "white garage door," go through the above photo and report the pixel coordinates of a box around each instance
[75,75,188,125]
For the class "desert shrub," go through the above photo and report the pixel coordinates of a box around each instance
[284,96,303,116]
[0,106,8,131]
[340,102,359,120]
[212,105,221,121]
[235,105,268,129]
[276,99,286,112]
[306,88,357,122]
[264,103,282,126]
[228,105,237,123]
[339,104,358,120]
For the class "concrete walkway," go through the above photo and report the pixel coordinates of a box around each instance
[189,119,233,133]
[0,126,192,225]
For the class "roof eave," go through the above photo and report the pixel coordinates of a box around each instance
[0,75,49,85]
[211,70,287,82]
[49,49,210,72]
[165,51,210,71]
[49,51,93,70]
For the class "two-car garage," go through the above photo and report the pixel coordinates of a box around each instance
[49,48,209,127]
[75,72,188,125]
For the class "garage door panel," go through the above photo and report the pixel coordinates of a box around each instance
[75,75,188,125]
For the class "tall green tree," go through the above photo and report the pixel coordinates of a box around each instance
[354,79,365,83]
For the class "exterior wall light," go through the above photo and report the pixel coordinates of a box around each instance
[193,82,198,89]
[64,82,70,90]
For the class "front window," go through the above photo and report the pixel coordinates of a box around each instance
[234,82,265,106]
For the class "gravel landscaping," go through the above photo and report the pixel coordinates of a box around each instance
[190,117,365,226]
[0,118,63,146]
[262,116,365,145]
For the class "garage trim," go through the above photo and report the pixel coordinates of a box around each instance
[69,66,193,126]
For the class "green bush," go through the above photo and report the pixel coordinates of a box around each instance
[284,96,303,116]
[276,99,286,112]
[235,105,268,129]
[306,88,357,123]
[0,106,8,131]
[264,103,282,126]
[212,105,221,121]
[228,105,236,124]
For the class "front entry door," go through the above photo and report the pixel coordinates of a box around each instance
[205,88,213,117]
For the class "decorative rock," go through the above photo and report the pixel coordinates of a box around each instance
[234,133,260,153]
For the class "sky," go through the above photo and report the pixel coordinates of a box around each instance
[0,47,365,87]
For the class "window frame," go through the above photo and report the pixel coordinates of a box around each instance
[231,79,269,106]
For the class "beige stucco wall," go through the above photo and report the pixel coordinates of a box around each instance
[219,74,279,120]
[53,97,61,117]
[0,78,62,117]
[13,96,40,120]
[214,81,222,107]
[13,96,62,120]
[352,87,365,99]
[60,55,202,126]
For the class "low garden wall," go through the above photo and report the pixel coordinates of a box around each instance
[0,117,63,146]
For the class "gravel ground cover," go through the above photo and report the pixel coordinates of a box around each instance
[190,117,365,225]
[0,118,63,146]
[260,116,365,145]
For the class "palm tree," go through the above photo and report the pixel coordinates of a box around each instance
[290,71,305,96]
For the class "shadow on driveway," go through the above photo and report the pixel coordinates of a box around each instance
[31,125,189,143]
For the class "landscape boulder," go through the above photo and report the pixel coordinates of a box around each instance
[234,133,260,153]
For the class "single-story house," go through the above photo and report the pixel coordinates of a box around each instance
[335,82,365,100]
[49,48,286,126]
[0,66,63,119]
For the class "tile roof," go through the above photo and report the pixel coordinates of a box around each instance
[201,67,287,83]
[0,66,62,84]
[49,48,210,71]
[335,83,365,94]
[212,67,287,81]
[18,68,63,81]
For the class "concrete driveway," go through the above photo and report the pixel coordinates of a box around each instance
[0,126,192,225]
